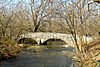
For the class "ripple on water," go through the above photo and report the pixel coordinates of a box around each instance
[0,48,75,67]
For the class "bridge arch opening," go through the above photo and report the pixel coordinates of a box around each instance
[18,38,38,45]
[41,38,67,45]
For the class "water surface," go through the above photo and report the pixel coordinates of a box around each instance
[0,48,75,67]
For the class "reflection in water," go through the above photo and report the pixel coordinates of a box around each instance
[0,48,75,67]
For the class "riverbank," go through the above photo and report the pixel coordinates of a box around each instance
[0,39,22,60]
[0,39,99,67]
[69,40,100,67]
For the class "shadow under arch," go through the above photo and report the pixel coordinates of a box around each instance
[41,38,67,45]
[18,38,38,45]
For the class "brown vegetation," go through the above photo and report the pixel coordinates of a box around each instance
[72,40,100,67]
[0,39,22,60]
[94,0,100,3]
[0,0,100,66]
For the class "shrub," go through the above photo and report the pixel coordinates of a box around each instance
[0,39,22,60]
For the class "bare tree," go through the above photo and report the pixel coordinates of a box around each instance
[28,0,57,32]
[0,0,33,40]
[52,0,100,53]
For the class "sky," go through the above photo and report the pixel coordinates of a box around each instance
[0,0,99,10]
[0,0,77,7]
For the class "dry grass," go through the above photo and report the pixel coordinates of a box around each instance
[74,39,100,67]
[0,39,22,60]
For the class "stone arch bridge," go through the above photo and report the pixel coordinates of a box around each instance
[18,32,93,47]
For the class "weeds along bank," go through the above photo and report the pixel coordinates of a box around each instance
[0,39,22,60]
[72,39,100,67]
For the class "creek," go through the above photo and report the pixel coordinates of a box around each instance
[0,47,75,67]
